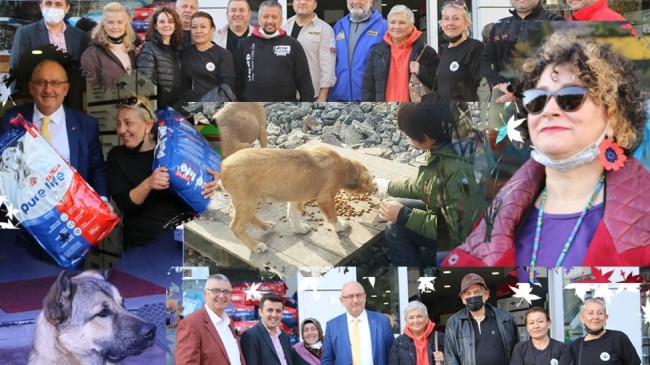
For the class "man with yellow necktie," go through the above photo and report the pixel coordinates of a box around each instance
[322,281,394,365]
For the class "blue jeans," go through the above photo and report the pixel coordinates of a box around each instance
[384,198,437,267]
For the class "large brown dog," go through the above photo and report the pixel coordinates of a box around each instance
[220,146,374,253]
[29,271,156,365]
[212,102,268,159]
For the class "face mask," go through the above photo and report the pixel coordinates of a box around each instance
[465,295,484,312]
[530,126,608,172]
[107,33,127,44]
[42,7,66,24]
[584,325,605,336]
[445,33,463,44]
[308,341,323,350]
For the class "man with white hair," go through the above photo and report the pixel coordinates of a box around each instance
[175,0,199,45]
[176,273,245,365]
[328,0,387,101]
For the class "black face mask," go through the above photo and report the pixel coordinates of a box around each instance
[107,33,127,44]
[465,295,484,312]
[445,33,463,44]
[584,325,605,336]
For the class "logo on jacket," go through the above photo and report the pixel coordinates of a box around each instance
[336,31,345,40]
[450,61,459,72]
[273,45,291,56]
[367,30,378,36]
[550,359,558,365]
[600,352,610,361]
[205,62,215,71]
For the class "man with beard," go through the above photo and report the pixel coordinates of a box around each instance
[328,0,387,101]
[213,0,254,55]
[283,0,336,101]
[175,0,199,45]
[234,0,313,101]
[444,273,519,365]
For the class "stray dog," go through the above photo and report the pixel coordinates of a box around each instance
[29,271,156,365]
[220,146,374,253]
[213,102,268,159]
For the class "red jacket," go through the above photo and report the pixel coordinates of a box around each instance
[442,158,650,267]
[568,0,637,36]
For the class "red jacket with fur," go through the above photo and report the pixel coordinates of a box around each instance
[442,158,650,267]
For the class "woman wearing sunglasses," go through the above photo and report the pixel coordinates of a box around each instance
[361,5,438,102]
[442,32,650,268]
[570,298,640,365]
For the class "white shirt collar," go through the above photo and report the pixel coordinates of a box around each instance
[204,304,230,326]
[33,104,65,126]
[346,309,368,324]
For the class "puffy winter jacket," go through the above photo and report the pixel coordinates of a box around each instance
[442,158,650,267]
[388,330,445,365]
[444,304,518,365]
[328,10,387,101]
[480,3,564,87]
[361,34,438,101]
[136,33,183,106]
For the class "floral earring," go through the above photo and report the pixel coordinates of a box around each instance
[598,130,626,171]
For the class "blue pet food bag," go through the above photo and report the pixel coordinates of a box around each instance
[154,108,222,215]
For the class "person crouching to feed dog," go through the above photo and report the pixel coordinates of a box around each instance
[374,98,483,268]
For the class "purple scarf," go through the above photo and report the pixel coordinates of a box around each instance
[293,342,321,365]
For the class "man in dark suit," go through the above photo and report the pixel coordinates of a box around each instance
[9,0,89,69]
[175,274,245,365]
[241,292,293,365]
[321,281,394,365]
[1,59,107,197]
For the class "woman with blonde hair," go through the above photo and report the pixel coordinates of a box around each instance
[81,2,137,90]
[362,5,438,101]
[435,1,484,101]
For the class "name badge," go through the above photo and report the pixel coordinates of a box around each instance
[274,45,291,56]
[367,30,378,36]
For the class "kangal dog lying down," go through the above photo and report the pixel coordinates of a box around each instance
[29,271,156,365]
[212,102,268,159]
[220,146,374,253]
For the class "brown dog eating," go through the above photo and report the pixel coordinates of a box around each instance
[220,146,374,253]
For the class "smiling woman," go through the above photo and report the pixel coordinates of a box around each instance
[389,301,445,365]
[509,307,573,365]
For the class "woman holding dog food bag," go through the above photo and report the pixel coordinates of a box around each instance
[374,98,483,268]
[106,96,220,248]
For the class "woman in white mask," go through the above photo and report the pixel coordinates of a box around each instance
[442,32,650,269]
[292,318,325,365]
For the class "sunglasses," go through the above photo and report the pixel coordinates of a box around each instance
[442,0,468,9]
[522,86,589,115]
[116,96,153,119]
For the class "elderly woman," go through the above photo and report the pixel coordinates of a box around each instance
[81,2,137,90]
[374,99,482,268]
[442,33,650,268]
[362,5,438,102]
[180,12,235,101]
[570,298,640,364]
[106,96,219,248]
[136,7,184,107]
[292,318,324,365]
[434,1,484,101]
[510,307,573,365]
[389,301,444,365]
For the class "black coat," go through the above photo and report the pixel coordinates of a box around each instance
[136,33,184,106]
[388,330,445,365]
[361,35,438,102]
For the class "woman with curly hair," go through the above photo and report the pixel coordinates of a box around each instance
[442,32,650,268]
[81,2,137,90]
[136,7,185,107]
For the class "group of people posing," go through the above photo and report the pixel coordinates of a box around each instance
[175,272,642,365]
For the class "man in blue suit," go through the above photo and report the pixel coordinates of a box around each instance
[322,281,394,365]
[1,59,108,197]
[241,292,293,365]
[9,0,89,69]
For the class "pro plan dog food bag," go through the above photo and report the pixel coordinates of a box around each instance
[154,107,221,215]
[0,115,119,268]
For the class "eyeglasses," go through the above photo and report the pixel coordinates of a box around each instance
[116,96,153,119]
[31,79,68,88]
[205,288,232,296]
[341,293,365,300]
[522,86,589,115]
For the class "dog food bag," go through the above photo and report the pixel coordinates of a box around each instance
[153,107,221,215]
[0,115,119,268]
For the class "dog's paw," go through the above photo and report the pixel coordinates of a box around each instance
[334,221,351,232]
[292,223,311,235]
[252,242,269,253]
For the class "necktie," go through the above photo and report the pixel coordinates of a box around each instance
[351,317,361,365]
[41,116,52,143]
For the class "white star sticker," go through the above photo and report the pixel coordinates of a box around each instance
[417,277,436,293]
[641,299,650,325]
[510,283,541,306]
[245,282,263,301]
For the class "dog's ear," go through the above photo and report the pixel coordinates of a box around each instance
[43,271,75,326]
[344,159,360,189]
